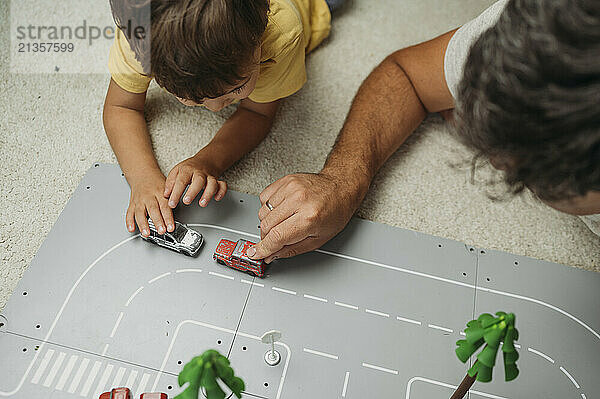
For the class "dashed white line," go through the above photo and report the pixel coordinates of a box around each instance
[560,366,580,389]
[125,370,138,390]
[55,354,78,391]
[43,351,65,387]
[304,294,328,303]
[31,349,54,384]
[341,371,350,397]
[80,360,102,397]
[110,312,124,338]
[334,301,359,310]
[397,316,421,326]
[303,347,338,360]
[241,279,264,287]
[148,272,171,284]
[101,344,109,356]
[459,331,466,336]
[581,394,587,399]
[514,343,521,349]
[527,347,555,364]
[175,268,202,273]
[272,287,296,295]
[136,373,151,394]
[111,367,126,388]
[428,324,453,333]
[125,286,144,307]
[93,364,114,398]
[361,362,399,375]
[67,358,89,394]
[366,309,390,318]
[208,271,234,281]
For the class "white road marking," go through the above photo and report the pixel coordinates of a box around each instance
[527,347,555,364]
[93,364,113,398]
[362,362,398,375]
[272,287,296,295]
[43,351,65,387]
[514,343,521,349]
[303,348,338,360]
[334,301,359,310]
[125,286,144,307]
[111,367,126,388]
[175,268,202,273]
[366,309,390,318]
[304,294,328,303]
[55,354,78,391]
[125,370,138,390]
[405,376,509,399]
[31,349,54,384]
[80,360,102,397]
[459,331,466,336]
[397,316,421,326]
[101,344,109,356]
[67,358,89,394]
[428,324,453,333]
[341,371,350,397]
[581,394,587,399]
[241,279,264,287]
[148,272,171,284]
[559,366,580,389]
[208,271,234,280]
[110,312,124,338]
[137,373,151,395]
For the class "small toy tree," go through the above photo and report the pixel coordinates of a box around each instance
[175,350,245,399]
[451,312,519,399]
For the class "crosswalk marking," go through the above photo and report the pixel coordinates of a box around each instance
[112,367,127,388]
[125,370,138,390]
[93,364,114,398]
[56,354,79,391]
[136,373,151,394]
[31,349,55,384]
[80,360,102,397]
[43,351,65,387]
[68,358,90,394]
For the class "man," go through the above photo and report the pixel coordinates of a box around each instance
[246,0,600,263]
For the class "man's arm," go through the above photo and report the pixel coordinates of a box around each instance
[247,29,457,262]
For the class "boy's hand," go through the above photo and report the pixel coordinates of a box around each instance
[126,172,175,237]
[164,156,227,208]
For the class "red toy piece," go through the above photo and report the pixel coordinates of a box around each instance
[98,387,132,399]
[213,238,265,277]
[140,393,168,399]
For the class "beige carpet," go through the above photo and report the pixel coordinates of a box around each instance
[1,0,598,312]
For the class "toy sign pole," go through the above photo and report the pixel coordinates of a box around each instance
[261,330,282,366]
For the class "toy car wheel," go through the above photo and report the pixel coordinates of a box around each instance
[216,258,227,266]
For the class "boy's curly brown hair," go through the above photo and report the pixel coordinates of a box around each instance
[454,0,600,202]
[109,0,269,102]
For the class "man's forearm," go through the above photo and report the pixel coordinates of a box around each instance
[322,53,428,198]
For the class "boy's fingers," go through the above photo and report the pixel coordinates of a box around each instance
[126,205,135,232]
[147,201,166,235]
[158,199,175,232]
[183,173,206,205]
[215,180,227,201]
[199,176,218,207]
[164,168,179,198]
[264,236,321,264]
[168,172,190,208]
[249,214,305,260]
[135,207,150,237]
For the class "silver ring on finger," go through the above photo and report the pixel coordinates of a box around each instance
[266,200,274,211]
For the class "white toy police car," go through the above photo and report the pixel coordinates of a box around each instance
[142,219,204,257]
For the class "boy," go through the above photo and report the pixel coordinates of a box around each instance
[103,0,340,237]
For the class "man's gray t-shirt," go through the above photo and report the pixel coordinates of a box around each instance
[442,0,600,236]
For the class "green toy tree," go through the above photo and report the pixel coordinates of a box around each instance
[451,312,519,399]
[175,350,245,399]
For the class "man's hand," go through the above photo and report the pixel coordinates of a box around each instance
[247,172,364,263]
[164,155,227,208]
[126,171,175,237]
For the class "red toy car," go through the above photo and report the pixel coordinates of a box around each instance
[99,388,167,399]
[99,388,131,399]
[214,238,266,277]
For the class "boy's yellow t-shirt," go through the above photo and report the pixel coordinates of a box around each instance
[107,0,331,103]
